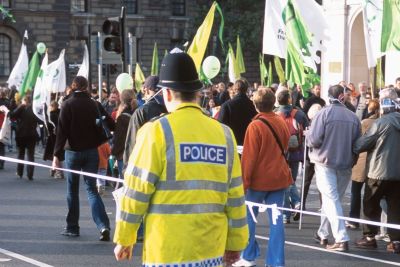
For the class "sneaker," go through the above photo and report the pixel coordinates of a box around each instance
[375,234,390,243]
[232,258,256,267]
[50,169,55,177]
[326,241,349,252]
[99,228,110,241]
[292,203,301,221]
[54,170,64,179]
[355,236,377,249]
[387,241,400,254]
[283,217,290,224]
[345,220,359,229]
[314,232,328,246]
[61,229,79,237]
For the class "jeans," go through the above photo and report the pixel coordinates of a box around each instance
[315,164,351,243]
[65,149,110,232]
[362,179,400,241]
[349,180,364,220]
[284,161,301,219]
[242,188,285,267]
[16,137,36,178]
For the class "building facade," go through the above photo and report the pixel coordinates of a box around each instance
[0,0,200,86]
[321,0,400,97]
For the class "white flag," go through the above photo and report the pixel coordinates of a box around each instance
[228,47,240,83]
[32,52,48,122]
[44,49,66,94]
[7,30,29,90]
[77,44,89,78]
[262,0,288,58]
[363,0,383,68]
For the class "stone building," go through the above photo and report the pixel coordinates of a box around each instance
[0,0,201,86]
[321,0,400,96]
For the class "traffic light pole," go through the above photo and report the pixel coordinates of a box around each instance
[97,32,103,101]
[120,6,127,73]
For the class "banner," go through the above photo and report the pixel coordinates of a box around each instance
[262,0,288,58]
[236,36,246,74]
[187,2,217,71]
[228,44,240,83]
[363,0,383,68]
[44,49,66,93]
[77,44,89,78]
[381,0,400,52]
[19,51,40,98]
[7,30,28,90]
[32,52,48,122]
[151,42,159,76]
[134,63,145,93]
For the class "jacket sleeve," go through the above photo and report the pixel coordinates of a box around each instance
[54,103,69,159]
[306,112,325,148]
[122,109,142,170]
[98,102,116,131]
[225,128,249,252]
[218,103,230,125]
[241,122,260,191]
[353,120,379,154]
[114,121,163,246]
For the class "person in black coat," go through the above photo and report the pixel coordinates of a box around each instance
[9,94,40,180]
[218,79,257,146]
[52,76,115,241]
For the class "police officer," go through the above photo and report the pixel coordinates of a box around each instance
[113,52,248,266]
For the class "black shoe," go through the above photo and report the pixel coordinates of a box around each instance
[27,176,33,181]
[293,204,301,221]
[345,220,359,229]
[355,236,377,249]
[326,241,349,252]
[314,232,328,246]
[61,228,79,237]
[99,228,110,241]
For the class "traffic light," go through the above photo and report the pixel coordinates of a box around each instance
[103,18,121,53]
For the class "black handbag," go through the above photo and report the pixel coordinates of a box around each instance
[94,101,113,140]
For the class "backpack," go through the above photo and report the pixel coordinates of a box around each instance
[277,109,303,152]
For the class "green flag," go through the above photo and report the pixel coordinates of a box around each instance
[274,56,285,83]
[259,54,267,86]
[284,0,311,88]
[236,36,245,74]
[151,42,159,76]
[20,51,40,98]
[376,57,385,88]
[267,62,273,87]
[381,0,400,52]
[134,63,145,93]
[0,5,16,23]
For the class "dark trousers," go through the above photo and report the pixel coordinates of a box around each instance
[0,142,5,168]
[349,180,364,220]
[302,158,315,209]
[363,178,400,241]
[16,137,36,178]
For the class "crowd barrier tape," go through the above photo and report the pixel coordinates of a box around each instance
[1,155,399,231]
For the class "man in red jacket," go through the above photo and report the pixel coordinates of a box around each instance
[233,88,291,267]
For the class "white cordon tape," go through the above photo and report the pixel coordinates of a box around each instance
[0,156,122,183]
[1,156,399,231]
[246,200,400,230]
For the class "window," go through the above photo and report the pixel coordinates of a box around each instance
[0,34,11,76]
[1,0,10,8]
[122,0,137,15]
[71,0,87,12]
[172,0,185,16]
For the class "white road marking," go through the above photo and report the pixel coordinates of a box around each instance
[256,235,400,266]
[0,248,54,267]
[0,258,11,262]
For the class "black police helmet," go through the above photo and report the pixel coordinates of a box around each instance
[158,52,203,92]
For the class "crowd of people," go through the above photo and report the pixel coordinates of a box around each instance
[1,54,400,266]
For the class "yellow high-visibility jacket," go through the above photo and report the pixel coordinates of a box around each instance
[114,103,248,267]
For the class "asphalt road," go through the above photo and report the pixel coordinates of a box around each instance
[0,147,399,266]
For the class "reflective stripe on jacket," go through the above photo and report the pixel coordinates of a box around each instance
[114,103,248,266]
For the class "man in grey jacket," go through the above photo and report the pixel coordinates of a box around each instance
[353,88,400,254]
[307,85,361,252]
